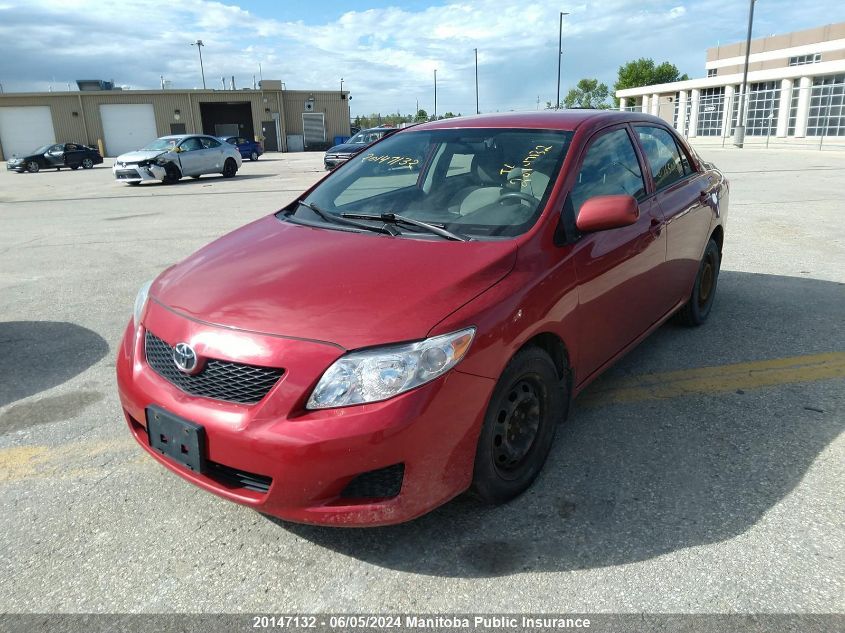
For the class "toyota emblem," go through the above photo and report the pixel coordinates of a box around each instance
[172,342,198,374]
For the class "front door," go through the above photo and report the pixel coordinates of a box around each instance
[44,144,65,167]
[176,136,205,175]
[567,125,670,381]
[262,120,278,151]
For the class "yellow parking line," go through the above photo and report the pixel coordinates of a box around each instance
[580,351,845,407]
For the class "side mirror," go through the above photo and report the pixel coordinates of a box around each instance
[576,195,639,233]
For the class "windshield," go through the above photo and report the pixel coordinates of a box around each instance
[347,130,386,145]
[141,138,179,151]
[293,128,573,239]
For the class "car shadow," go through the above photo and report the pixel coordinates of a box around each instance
[267,271,845,577]
[0,321,109,409]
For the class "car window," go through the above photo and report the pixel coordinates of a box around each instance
[570,128,646,216]
[180,137,203,152]
[634,126,687,190]
[237,137,247,145]
[65,144,78,151]
[201,137,221,149]
[224,137,237,145]
[49,144,64,152]
[299,128,574,239]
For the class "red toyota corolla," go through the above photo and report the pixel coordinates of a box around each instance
[117,111,728,526]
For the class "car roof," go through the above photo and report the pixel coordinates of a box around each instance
[360,127,396,133]
[409,110,670,133]
[158,134,215,140]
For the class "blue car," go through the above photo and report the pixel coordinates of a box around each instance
[219,136,264,161]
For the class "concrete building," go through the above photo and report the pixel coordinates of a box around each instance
[616,21,845,143]
[0,80,352,160]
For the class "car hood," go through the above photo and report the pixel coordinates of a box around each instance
[326,143,367,155]
[151,215,517,349]
[116,150,167,163]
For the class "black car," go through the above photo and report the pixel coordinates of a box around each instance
[324,127,399,170]
[6,143,104,173]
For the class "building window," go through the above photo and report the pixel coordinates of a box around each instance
[787,82,800,135]
[696,87,725,136]
[807,74,845,137]
[788,53,821,66]
[707,68,718,78]
[744,81,780,136]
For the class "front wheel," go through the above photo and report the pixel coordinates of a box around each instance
[81,157,94,169]
[27,161,40,173]
[162,162,181,184]
[676,238,721,326]
[250,151,259,161]
[471,347,566,504]
[222,158,237,178]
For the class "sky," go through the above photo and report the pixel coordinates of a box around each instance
[0,1,843,116]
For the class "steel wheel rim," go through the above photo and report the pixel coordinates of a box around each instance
[251,151,258,160]
[698,259,715,308]
[492,376,544,475]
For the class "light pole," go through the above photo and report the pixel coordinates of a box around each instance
[556,11,569,110]
[734,0,756,147]
[340,77,344,95]
[192,39,206,89]
[434,68,437,120]
[474,48,479,114]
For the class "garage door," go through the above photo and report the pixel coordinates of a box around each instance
[0,106,56,160]
[99,104,157,156]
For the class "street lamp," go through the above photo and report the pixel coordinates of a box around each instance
[434,68,437,120]
[556,11,570,110]
[191,39,206,89]
[340,77,344,95]
[474,48,479,114]
[734,0,756,148]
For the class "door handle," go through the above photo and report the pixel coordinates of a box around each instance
[649,217,663,236]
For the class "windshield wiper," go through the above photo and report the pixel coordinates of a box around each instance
[296,201,395,236]
[340,212,469,242]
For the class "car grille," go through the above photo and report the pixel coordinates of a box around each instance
[206,461,273,493]
[115,169,139,179]
[144,331,284,404]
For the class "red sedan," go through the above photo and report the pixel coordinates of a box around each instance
[117,111,728,526]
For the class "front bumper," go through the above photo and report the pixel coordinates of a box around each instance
[116,301,494,526]
[6,161,25,171]
[112,163,166,183]
[324,155,351,170]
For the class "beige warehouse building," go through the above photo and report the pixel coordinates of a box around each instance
[617,21,845,143]
[0,80,351,160]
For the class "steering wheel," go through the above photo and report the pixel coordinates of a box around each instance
[498,191,537,206]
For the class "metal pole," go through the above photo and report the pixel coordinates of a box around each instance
[474,48,479,114]
[734,0,755,147]
[556,12,569,110]
[340,78,344,95]
[434,68,437,120]
[192,40,206,89]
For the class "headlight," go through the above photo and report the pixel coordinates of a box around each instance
[132,280,153,330]
[306,328,476,409]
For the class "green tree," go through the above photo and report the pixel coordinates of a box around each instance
[613,58,689,104]
[561,78,611,109]
[414,109,429,122]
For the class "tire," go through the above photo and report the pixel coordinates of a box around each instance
[191,175,201,179]
[27,161,40,173]
[222,158,237,178]
[162,162,181,185]
[676,238,721,326]
[250,151,258,161]
[471,347,566,504]
[81,157,94,169]
[126,181,140,186]
[70,165,79,170]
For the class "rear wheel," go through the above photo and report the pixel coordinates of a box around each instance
[27,161,40,173]
[81,157,94,169]
[250,150,259,161]
[162,163,181,185]
[677,238,721,326]
[222,158,237,178]
[70,165,79,170]
[471,347,566,504]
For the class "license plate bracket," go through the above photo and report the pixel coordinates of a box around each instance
[146,406,206,473]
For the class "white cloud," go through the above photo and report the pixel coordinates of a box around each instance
[0,0,842,114]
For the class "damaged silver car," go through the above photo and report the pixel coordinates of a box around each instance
[112,134,242,185]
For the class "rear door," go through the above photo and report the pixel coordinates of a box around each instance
[568,125,671,381]
[633,125,712,305]
[63,143,83,166]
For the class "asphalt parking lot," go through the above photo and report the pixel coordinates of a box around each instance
[0,148,843,613]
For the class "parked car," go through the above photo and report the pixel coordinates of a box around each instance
[323,126,398,170]
[219,135,263,161]
[112,134,242,185]
[6,143,103,173]
[117,111,728,526]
